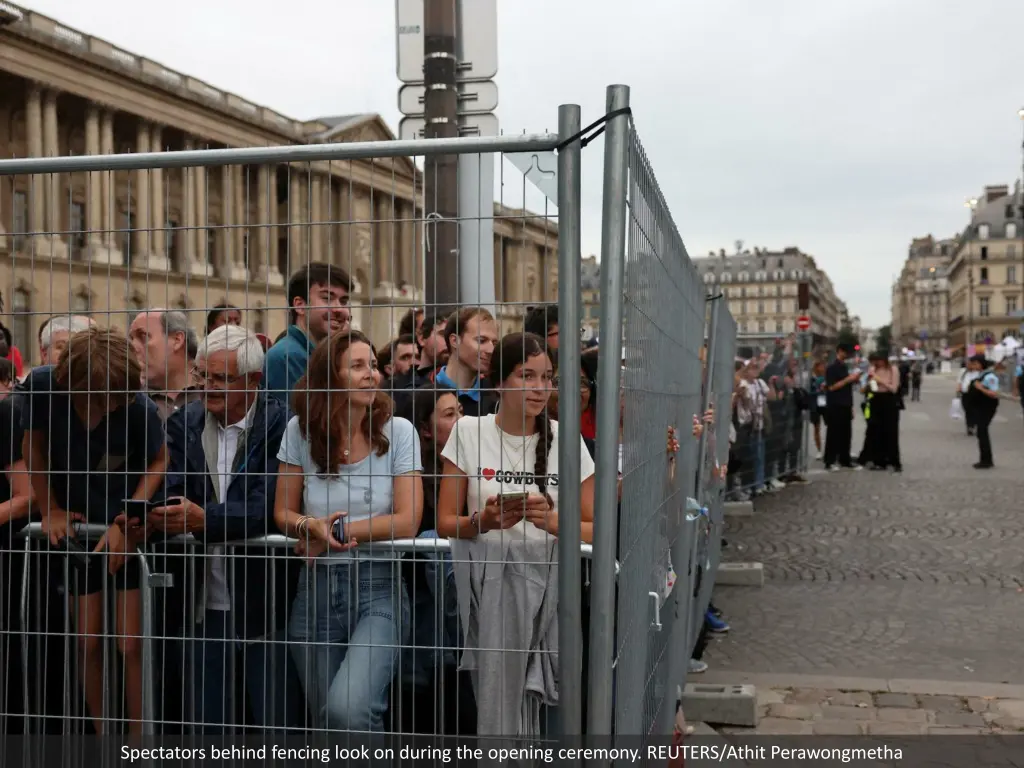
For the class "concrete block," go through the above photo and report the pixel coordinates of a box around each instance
[716,561,764,587]
[682,682,758,727]
[724,501,754,517]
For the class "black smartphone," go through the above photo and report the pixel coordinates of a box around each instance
[123,499,151,524]
[56,536,90,572]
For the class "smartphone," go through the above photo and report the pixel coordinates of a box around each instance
[498,492,531,507]
[123,499,151,524]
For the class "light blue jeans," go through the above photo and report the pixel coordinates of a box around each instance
[288,561,409,732]
[753,431,766,490]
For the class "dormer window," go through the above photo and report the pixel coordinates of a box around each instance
[1008,223,1018,239]
[721,272,732,283]
[738,271,749,282]
[978,224,989,240]
[773,270,785,280]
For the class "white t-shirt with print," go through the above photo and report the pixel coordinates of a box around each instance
[440,414,596,543]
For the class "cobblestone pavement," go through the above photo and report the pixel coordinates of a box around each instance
[706,373,1024,683]
[721,685,1024,735]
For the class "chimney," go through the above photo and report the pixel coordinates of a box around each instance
[984,185,1009,203]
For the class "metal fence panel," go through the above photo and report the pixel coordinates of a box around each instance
[611,125,707,751]
[0,125,613,742]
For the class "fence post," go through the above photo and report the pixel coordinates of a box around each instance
[694,295,722,500]
[556,102,584,738]
[801,331,812,473]
[136,550,156,736]
[586,83,631,739]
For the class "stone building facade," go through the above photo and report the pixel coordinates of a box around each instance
[692,245,847,345]
[0,5,557,364]
[947,184,1023,350]
[890,235,953,356]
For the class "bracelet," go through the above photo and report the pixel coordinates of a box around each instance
[295,516,310,537]
[469,511,480,533]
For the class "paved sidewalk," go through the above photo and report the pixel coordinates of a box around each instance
[715,681,1024,736]
[705,373,1024,683]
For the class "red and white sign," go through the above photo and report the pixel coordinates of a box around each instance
[796,315,811,331]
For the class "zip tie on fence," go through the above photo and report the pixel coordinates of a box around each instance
[705,291,725,302]
[555,107,633,151]
[684,497,708,522]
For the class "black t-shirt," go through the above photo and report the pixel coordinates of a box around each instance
[825,359,854,408]
[0,394,28,543]
[20,367,165,523]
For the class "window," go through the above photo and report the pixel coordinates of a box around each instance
[1008,223,1018,239]
[740,321,748,333]
[980,267,988,284]
[978,297,990,317]
[740,300,747,314]
[758,301,765,314]
[11,288,31,356]
[721,272,731,283]
[980,246,988,260]
[1007,296,1018,315]
[121,212,134,257]
[757,286,764,296]
[1008,266,1017,284]
[13,191,27,251]
[1008,244,1017,259]
[1007,205,1015,219]
[738,272,749,282]
[757,320,765,333]
[775,321,783,333]
[978,224,989,240]
[775,285,781,296]
[69,202,86,259]
[703,272,715,284]
[775,300,782,314]
[920,306,926,322]
[740,287,746,297]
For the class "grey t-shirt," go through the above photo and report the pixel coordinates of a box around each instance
[277,415,422,562]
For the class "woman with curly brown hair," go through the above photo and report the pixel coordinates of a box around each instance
[273,330,423,732]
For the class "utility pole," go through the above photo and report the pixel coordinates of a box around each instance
[423,0,460,316]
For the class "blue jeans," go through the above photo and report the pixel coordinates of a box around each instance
[288,561,409,732]
[189,611,306,734]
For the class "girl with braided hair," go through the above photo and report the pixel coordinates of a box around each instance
[436,331,595,736]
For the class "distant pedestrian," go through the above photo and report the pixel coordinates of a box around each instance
[910,361,922,402]
[823,344,862,471]
[962,354,1000,469]
[957,362,980,436]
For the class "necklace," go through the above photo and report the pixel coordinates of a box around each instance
[498,430,535,475]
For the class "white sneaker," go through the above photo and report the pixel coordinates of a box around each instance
[815,451,823,461]
[829,465,841,473]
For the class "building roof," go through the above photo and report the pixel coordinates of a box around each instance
[311,114,380,141]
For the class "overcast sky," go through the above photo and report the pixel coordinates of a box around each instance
[25,0,1024,326]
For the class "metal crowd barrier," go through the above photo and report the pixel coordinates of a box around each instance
[14,522,617,737]
[0,81,737,746]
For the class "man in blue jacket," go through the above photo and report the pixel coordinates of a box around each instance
[153,324,302,733]
[262,262,353,403]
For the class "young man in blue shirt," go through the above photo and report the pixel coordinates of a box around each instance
[263,262,353,403]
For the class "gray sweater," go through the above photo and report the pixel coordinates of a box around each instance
[451,532,560,737]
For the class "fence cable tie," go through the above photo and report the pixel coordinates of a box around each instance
[555,107,633,151]
[684,497,708,522]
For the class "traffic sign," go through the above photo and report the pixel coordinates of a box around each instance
[398,113,498,141]
[398,81,499,117]
[796,315,811,332]
[395,0,498,84]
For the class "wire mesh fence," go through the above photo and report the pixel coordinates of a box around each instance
[0,85,739,746]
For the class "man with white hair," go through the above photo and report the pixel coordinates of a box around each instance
[38,315,94,365]
[152,324,299,733]
[129,308,200,421]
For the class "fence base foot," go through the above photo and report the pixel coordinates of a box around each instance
[716,561,764,587]
[682,683,758,727]
[723,501,754,517]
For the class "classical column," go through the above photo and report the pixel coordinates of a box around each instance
[287,171,304,272]
[192,153,211,276]
[132,121,151,264]
[398,201,416,290]
[233,165,247,275]
[219,165,237,279]
[254,165,282,284]
[84,104,104,259]
[310,173,323,263]
[148,125,169,269]
[180,137,196,268]
[25,84,45,254]
[42,89,67,259]
[374,194,392,286]
[100,109,121,263]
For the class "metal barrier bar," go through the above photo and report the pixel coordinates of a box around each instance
[556,102,585,739]
[587,83,631,741]
[0,134,562,176]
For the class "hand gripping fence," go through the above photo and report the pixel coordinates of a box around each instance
[0,84,739,751]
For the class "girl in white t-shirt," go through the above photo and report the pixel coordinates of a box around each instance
[436,331,595,736]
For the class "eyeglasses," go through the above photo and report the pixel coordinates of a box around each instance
[198,371,248,388]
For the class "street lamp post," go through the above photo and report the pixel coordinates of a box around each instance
[1018,109,1023,339]
[965,197,978,354]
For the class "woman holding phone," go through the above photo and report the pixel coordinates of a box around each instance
[436,331,595,737]
[273,330,423,732]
